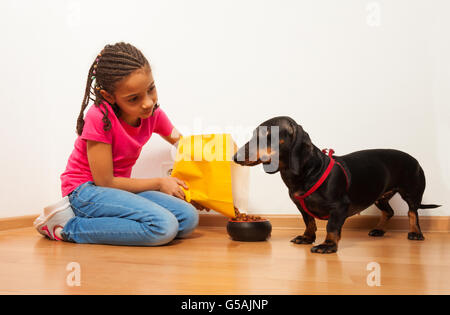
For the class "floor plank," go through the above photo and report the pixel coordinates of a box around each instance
[0,226,449,294]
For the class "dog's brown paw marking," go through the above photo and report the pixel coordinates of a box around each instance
[408,232,425,241]
[369,229,386,237]
[290,235,315,244]
[310,243,337,254]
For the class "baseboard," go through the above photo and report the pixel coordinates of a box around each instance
[0,214,449,232]
[199,214,450,232]
[0,215,38,231]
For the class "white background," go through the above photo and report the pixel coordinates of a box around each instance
[0,0,448,218]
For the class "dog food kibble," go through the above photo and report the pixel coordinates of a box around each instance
[231,207,264,222]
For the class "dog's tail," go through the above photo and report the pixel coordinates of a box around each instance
[419,204,441,209]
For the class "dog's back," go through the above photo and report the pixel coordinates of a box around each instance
[338,149,424,211]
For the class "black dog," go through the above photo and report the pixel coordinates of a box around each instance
[233,116,440,254]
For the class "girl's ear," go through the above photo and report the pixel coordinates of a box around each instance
[100,89,115,104]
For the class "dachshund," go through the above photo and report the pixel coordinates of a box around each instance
[233,116,440,254]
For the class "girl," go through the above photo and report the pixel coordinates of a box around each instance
[34,42,199,246]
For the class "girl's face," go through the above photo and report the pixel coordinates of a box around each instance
[101,65,158,126]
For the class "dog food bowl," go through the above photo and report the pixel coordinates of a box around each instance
[227,219,272,242]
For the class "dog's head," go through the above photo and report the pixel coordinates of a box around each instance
[233,116,312,175]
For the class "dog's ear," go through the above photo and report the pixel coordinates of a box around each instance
[289,124,305,175]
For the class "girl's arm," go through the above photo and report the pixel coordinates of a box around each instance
[86,140,187,198]
[161,127,182,146]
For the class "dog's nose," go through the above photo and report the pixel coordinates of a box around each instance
[233,148,246,164]
[232,152,240,163]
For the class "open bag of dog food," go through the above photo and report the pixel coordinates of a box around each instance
[171,134,249,218]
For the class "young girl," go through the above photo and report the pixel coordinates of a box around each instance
[34,42,199,246]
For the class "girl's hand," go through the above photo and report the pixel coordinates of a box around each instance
[159,177,188,200]
[191,200,211,212]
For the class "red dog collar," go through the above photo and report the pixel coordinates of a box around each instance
[294,149,349,220]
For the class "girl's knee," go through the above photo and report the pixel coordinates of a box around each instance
[145,212,179,246]
[177,203,199,238]
[186,203,199,227]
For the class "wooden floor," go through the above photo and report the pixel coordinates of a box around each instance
[1,226,449,295]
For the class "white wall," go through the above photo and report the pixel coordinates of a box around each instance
[0,0,448,218]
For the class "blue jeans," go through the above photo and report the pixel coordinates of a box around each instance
[62,181,199,246]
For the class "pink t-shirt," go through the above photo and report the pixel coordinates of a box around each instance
[60,101,174,197]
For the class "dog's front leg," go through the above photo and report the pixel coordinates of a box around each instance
[311,204,348,254]
[291,211,317,244]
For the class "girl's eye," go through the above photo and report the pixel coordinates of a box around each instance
[148,86,155,93]
[129,96,138,103]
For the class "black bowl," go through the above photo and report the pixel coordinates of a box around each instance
[226,219,272,242]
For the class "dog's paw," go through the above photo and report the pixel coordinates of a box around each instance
[369,229,386,237]
[408,232,425,241]
[310,243,337,254]
[290,235,315,244]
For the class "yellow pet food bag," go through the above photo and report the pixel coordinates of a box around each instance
[171,134,242,218]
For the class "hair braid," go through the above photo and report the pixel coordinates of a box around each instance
[76,42,150,136]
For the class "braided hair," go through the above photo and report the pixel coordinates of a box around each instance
[76,42,150,136]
